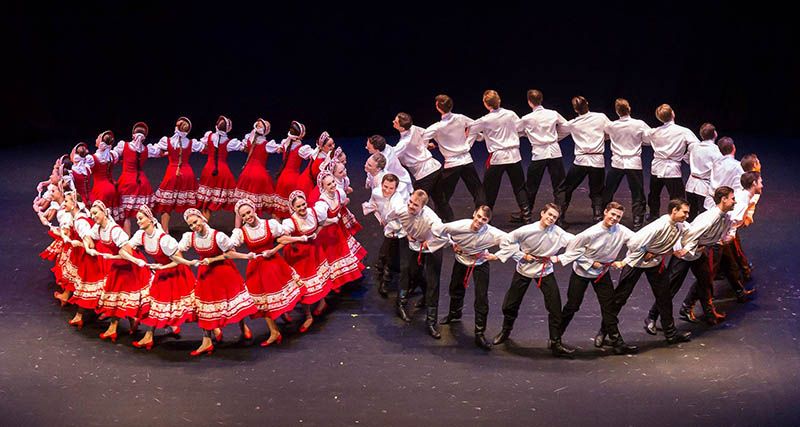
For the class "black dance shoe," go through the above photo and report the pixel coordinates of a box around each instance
[492,329,511,345]
[666,331,692,344]
[475,334,492,350]
[426,323,442,339]
[678,305,699,323]
[439,312,462,325]
[643,317,657,335]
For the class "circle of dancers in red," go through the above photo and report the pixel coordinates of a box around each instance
[36,89,764,358]
[35,117,365,356]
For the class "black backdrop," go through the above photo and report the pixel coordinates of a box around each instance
[7,2,798,144]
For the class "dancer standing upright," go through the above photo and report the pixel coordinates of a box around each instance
[149,117,199,233]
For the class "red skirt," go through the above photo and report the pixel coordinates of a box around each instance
[140,265,196,328]
[316,224,364,289]
[72,172,92,204]
[197,165,237,211]
[244,255,305,319]
[117,172,153,218]
[153,166,197,214]
[52,239,74,292]
[39,230,62,262]
[65,247,106,309]
[283,241,332,304]
[236,165,275,214]
[96,255,152,319]
[341,207,363,237]
[194,260,257,330]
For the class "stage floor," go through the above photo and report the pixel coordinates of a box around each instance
[1,137,798,426]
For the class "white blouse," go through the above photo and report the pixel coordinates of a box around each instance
[130,229,180,257]
[90,223,129,248]
[178,227,236,253]
[230,218,285,247]
[421,113,476,168]
[192,131,246,152]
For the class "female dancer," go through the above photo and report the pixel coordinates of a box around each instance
[178,208,257,356]
[303,131,336,202]
[81,130,122,221]
[331,156,362,236]
[228,199,306,346]
[280,190,332,332]
[88,201,152,342]
[115,122,155,235]
[314,173,365,292]
[149,117,199,233]
[61,191,105,328]
[70,142,92,204]
[273,121,315,219]
[35,181,74,303]
[195,115,245,219]
[234,118,280,225]
[128,205,196,350]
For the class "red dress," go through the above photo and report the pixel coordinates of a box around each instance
[315,191,365,289]
[197,134,237,211]
[274,145,313,219]
[282,213,332,304]
[191,229,257,330]
[65,215,106,309]
[90,154,121,220]
[138,231,196,328]
[117,142,153,218]
[239,220,304,319]
[94,224,152,319]
[236,138,276,214]
[72,171,92,204]
[153,138,197,214]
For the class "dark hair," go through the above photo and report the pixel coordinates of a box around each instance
[667,198,689,213]
[741,153,760,172]
[717,136,735,155]
[541,202,561,215]
[475,205,493,219]
[435,94,453,113]
[368,135,387,152]
[381,173,399,185]
[605,201,625,212]
[370,152,387,170]
[527,89,543,106]
[713,186,734,204]
[614,98,631,116]
[396,112,413,130]
[572,96,589,115]
[699,123,716,140]
[289,121,305,137]
[740,171,761,190]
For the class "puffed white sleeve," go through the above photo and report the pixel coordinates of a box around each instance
[496,229,524,263]
[129,230,145,248]
[281,218,297,235]
[177,232,193,252]
[89,224,101,240]
[264,139,281,153]
[215,231,236,252]
[421,123,437,143]
[112,141,126,158]
[268,219,285,238]
[229,228,244,247]
[110,226,130,248]
[298,144,316,159]
[83,154,96,169]
[192,132,210,152]
[148,137,169,157]
[160,234,180,257]
[226,138,246,152]
[74,217,93,239]
[557,231,590,267]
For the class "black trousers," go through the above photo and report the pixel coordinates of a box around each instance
[602,167,646,220]
[405,248,443,323]
[554,164,605,215]
[439,163,486,222]
[446,262,490,334]
[484,161,529,210]
[609,263,675,336]
[500,272,562,340]
[686,191,706,222]
[647,176,684,217]
[650,250,714,320]
[377,236,406,285]
[732,233,750,273]
[560,271,616,337]
[525,157,566,210]
[413,169,448,219]
[681,245,722,310]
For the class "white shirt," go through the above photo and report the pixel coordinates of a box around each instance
[130,229,180,257]
[112,139,155,157]
[675,206,733,261]
[241,132,281,153]
[516,106,568,161]
[685,139,723,196]
[385,205,448,253]
[496,222,574,278]
[366,170,411,195]
[644,121,699,178]
[623,214,685,268]
[230,218,285,247]
[433,219,507,266]
[559,222,633,278]
[148,133,199,157]
[467,108,523,165]
[281,205,328,235]
[728,189,756,237]
[422,113,475,168]
[363,187,408,238]
[315,188,348,226]
[704,154,745,209]
[379,144,413,189]
[192,130,247,152]
[394,125,442,180]
[72,213,94,239]
[563,112,611,168]
[77,147,119,170]
[604,115,651,170]
[90,223,130,248]
[178,227,236,253]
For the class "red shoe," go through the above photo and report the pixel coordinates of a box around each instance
[312,303,328,317]
[68,318,84,330]
[242,327,252,340]
[190,345,214,357]
[132,340,153,351]
[213,329,223,342]
[99,331,118,343]
[260,334,283,347]
[299,318,313,333]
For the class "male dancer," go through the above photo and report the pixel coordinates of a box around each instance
[422,94,486,221]
[684,123,722,221]
[434,206,507,350]
[362,174,409,297]
[365,152,410,195]
[366,134,413,192]
[494,203,576,357]
[601,99,650,230]
[392,112,446,214]
[554,96,611,226]
[557,202,635,354]
[467,90,531,221]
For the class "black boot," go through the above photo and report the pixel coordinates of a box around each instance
[550,338,575,358]
[425,308,441,339]
[608,333,638,355]
[700,299,726,325]
[736,286,756,303]
[591,206,603,223]
[492,328,512,345]
[593,329,607,348]
[439,306,463,325]
[521,206,533,224]
[377,264,391,298]
[395,290,411,323]
[678,304,699,323]
[643,316,657,335]
[474,317,492,350]
[664,324,691,344]
[509,208,528,224]
[632,216,644,231]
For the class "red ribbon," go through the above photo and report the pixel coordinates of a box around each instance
[707,246,715,284]
[463,262,476,289]
[534,256,551,288]
[485,152,493,169]
[658,256,666,273]
[593,262,614,283]
[417,247,423,266]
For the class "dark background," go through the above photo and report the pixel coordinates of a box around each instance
[7,2,798,145]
